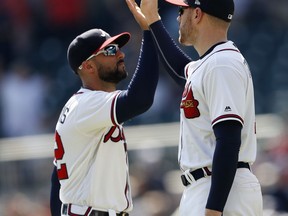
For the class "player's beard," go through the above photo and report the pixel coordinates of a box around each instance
[98,60,128,84]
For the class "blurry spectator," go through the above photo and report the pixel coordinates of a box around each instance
[0,57,5,137]
[0,60,47,137]
[3,193,50,216]
[44,0,88,41]
[267,112,288,212]
[0,2,13,66]
[45,0,86,26]
[1,0,33,59]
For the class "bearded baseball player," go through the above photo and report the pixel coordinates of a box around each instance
[127,0,263,215]
[50,18,158,216]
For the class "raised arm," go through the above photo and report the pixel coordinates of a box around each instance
[116,30,158,123]
[126,0,191,86]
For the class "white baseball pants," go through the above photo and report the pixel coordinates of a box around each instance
[179,168,263,216]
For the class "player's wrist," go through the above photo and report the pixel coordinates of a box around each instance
[146,14,161,26]
[205,208,222,216]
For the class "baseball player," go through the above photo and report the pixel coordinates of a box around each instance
[50,19,158,216]
[126,0,263,215]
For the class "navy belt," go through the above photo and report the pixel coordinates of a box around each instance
[181,162,250,186]
[62,204,129,216]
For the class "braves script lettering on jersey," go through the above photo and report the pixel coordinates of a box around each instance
[179,41,256,170]
[54,89,132,212]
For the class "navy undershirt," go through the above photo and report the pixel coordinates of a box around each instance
[116,31,158,123]
[150,21,191,87]
[50,166,61,216]
[149,20,242,212]
[207,120,242,211]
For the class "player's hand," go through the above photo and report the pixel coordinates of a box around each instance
[139,0,160,25]
[126,0,160,30]
[126,0,149,30]
[205,209,222,216]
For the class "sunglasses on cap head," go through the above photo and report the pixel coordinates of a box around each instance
[178,6,190,16]
[79,44,120,70]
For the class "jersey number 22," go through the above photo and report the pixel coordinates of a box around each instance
[55,131,69,180]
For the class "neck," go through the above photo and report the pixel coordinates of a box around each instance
[194,18,229,56]
[195,34,227,56]
[82,81,116,92]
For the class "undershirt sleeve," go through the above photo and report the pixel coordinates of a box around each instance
[116,31,158,123]
[206,120,242,212]
[150,20,191,87]
[50,166,62,216]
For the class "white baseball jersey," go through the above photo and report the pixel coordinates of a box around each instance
[179,41,257,171]
[54,88,133,212]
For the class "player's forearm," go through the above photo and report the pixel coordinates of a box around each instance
[206,120,242,211]
[50,166,62,216]
[150,20,190,86]
[116,31,158,123]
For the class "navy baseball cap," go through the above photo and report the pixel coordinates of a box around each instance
[67,29,131,73]
[165,0,234,22]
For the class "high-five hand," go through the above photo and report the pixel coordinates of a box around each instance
[126,0,160,29]
[126,0,149,30]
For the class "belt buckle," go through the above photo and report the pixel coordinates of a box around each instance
[62,204,68,214]
[181,169,196,186]
[202,167,212,177]
[181,174,188,186]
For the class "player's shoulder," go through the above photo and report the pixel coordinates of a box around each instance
[213,41,240,56]
[73,88,120,100]
[63,88,120,111]
[209,41,244,64]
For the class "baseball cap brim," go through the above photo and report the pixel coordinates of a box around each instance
[165,0,188,7]
[97,32,131,53]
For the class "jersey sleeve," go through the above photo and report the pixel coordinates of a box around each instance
[74,91,121,132]
[203,65,246,126]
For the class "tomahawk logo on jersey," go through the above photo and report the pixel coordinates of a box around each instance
[180,81,200,119]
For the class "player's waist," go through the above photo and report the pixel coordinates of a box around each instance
[61,203,129,216]
[181,161,250,186]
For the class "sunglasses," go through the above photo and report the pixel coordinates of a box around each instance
[79,44,120,70]
[178,6,190,16]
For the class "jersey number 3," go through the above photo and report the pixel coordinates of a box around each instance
[55,131,69,180]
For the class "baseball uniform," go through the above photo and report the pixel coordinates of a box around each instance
[149,20,263,215]
[55,89,132,212]
[51,29,159,216]
[178,41,262,215]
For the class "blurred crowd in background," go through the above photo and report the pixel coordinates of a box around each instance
[0,0,288,215]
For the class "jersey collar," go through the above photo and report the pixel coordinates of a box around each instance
[200,41,228,59]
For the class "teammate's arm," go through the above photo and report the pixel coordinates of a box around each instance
[206,120,242,212]
[150,20,191,86]
[126,0,190,86]
[50,166,62,216]
[116,30,158,123]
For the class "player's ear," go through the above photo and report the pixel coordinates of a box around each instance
[80,61,94,72]
[194,7,203,22]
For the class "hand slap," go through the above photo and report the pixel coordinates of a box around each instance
[126,0,149,30]
[139,0,161,25]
